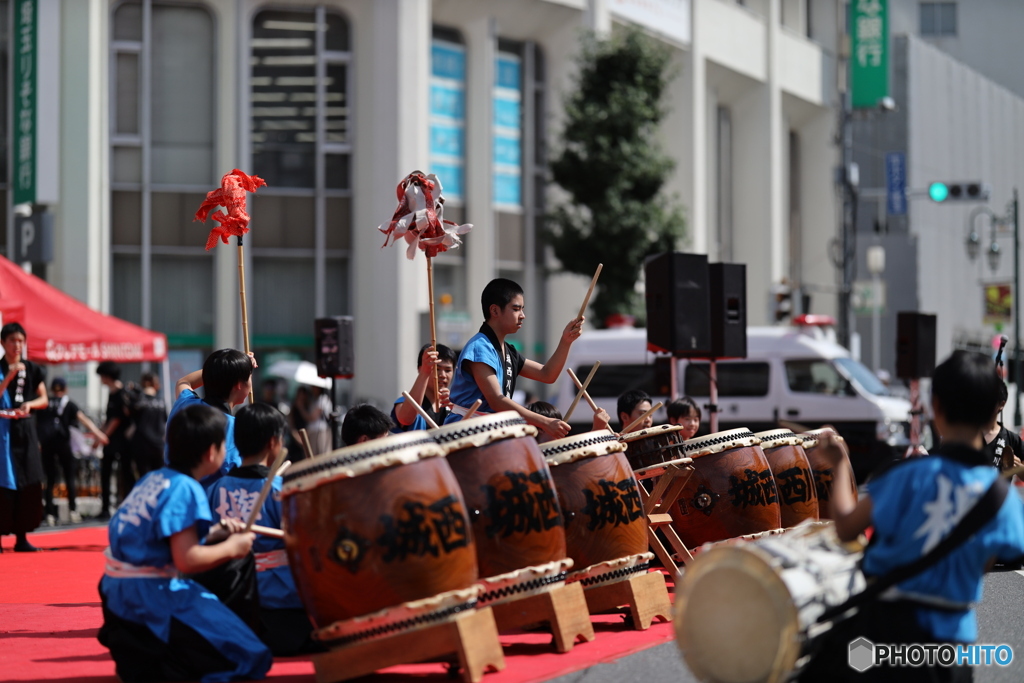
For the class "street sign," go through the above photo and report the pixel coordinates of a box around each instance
[851,0,889,109]
[885,152,906,215]
[853,280,887,315]
[13,0,38,205]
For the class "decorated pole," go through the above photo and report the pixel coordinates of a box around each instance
[194,169,266,404]
[378,172,472,404]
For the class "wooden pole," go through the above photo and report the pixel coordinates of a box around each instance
[403,391,440,429]
[564,361,600,423]
[567,368,600,414]
[623,401,664,435]
[577,263,604,320]
[244,449,289,532]
[462,399,482,422]
[250,524,284,539]
[299,428,315,460]
[237,237,255,404]
[427,256,440,406]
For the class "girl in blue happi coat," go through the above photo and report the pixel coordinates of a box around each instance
[98,404,271,682]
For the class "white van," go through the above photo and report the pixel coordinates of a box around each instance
[554,324,913,481]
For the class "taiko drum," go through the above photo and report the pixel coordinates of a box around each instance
[540,430,649,573]
[669,428,782,548]
[754,429,819,527]
[619,424,688,471]
[800,428,859,520]
[280,431,478,629]
[431,412,568,581]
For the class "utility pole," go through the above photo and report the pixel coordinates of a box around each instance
[1014,189,1021,429]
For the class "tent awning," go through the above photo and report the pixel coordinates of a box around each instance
[0,257,167,363]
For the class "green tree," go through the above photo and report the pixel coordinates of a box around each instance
[546,28,685,325]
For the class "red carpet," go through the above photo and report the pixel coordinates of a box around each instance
[1,527,676,682]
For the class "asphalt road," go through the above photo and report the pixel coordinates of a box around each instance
[550,569,1024,683]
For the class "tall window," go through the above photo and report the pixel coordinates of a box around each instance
[920,2,956,37]
[250,7,351,350]
[110,1,215,349]
[0,0,9,253]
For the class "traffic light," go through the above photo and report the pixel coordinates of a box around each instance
[928,182,990,203]
[772,283,792,322]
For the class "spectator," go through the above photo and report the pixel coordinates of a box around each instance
[129,372,167,478]
[96,361,133,519]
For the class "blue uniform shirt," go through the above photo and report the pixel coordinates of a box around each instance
[445,326,524,423]
[391,395,449,433]
[165,389,239,487]
[207,465,302,610]
[864,444,1024,642]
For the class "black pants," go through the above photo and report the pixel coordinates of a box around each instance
[260,607,324,657]
[187,554,263,634]
[101,441,133,514]
[42,440,77,515]
[798,600,973,683]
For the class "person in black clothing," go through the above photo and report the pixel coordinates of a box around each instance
[97,361,133,519]
[0,322,49,552]
[37,377,109,525]
[129,372,167,478]
[981,378,1024,471]
[341,405,392,446]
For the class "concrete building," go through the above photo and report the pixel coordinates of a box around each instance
[4,0,844,412]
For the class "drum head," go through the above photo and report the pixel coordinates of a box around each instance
[618,423,684,444]
[281,430,444,496]
[683,428,761,459]
[800,427,844,449]
[675,545,800,683]
[430,411,536,453]
[540,429,625,466]
[754,429,804,450]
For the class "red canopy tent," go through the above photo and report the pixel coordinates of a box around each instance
[0,256,167,364]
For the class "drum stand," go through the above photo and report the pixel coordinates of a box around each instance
[635,458,696,575]
[490,581,596,653]
[311,607,505,683]
[580,570,673,630]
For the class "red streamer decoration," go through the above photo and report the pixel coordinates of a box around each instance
[194,169,268,250]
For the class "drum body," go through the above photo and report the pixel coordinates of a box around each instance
[541,430,649,574]
[801,428,859,520]
[432,412,567,581]
[619,424,687,471]
[280,431,478,629]
[755,429,819,528]
[675,522,865,683]
[670,429,782,548]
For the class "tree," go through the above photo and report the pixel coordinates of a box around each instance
[546,29,685,326]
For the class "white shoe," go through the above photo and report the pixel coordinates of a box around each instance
[69,511,83,524]
[44,514,56,527]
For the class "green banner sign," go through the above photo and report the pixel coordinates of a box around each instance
[851,0,888,109]
[13,0,37,206]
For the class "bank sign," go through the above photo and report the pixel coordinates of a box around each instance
[851,0,889,109]
[13,0,37,205]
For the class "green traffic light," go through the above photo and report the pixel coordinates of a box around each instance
[929,182,949,202]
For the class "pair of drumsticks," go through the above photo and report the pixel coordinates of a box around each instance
[566,364,662,433]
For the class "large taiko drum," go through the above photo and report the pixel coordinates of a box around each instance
[669,429,782,549]
[432,412,571,605]
[800,428,859,520]
[540,430,652,586]
[280,431,479,634]
[619,424,688,471]
[674,522,865,683]
[755,429,819,528]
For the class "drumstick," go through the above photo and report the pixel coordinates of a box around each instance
[564,361,601,423]
[567,368,600,414]
[403,391,439,429]
[250,524,285,539]
[299,428,315,460]
[462,399,482,422]
[244,448,289,533]
[623,401,664,434]
[577,263,603,320]
[778,419,813,434]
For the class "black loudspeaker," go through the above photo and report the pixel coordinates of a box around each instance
[645,252,711,357]
[315,316,354,378]
[709,263,747,359]
[896,312,937,379]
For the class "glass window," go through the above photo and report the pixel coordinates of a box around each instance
[111,191,141,246]
[112,254,142,324]
[113,1,142,41]
[834,357,889,396]
[685,363,771,397]
[151,255,214,337]
[253,257,316,338]
[920,2,956,37]
[114,52,140,136]
[431,33,466,201]
[784,359,855,396]
[151,192,208,247]
[493,49,522,209]
[575,364,664,398]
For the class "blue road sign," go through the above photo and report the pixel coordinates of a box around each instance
[886,152,907,215]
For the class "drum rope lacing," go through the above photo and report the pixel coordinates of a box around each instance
[317,598,478,646]
[431,415,528,444]
[541,432,620,456]
[478,571,568,604]
[282,435,438,483]
[575,561,650,588]
[682,429,757,454]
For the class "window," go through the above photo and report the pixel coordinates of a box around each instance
[430,29,465,201]
[784,359,855,396]
[685,363,771,397]
[574,364,666,399]
[920,2,956,37]
[110,1,215,347]
[250,7,352,347]
[834,358,889,396]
